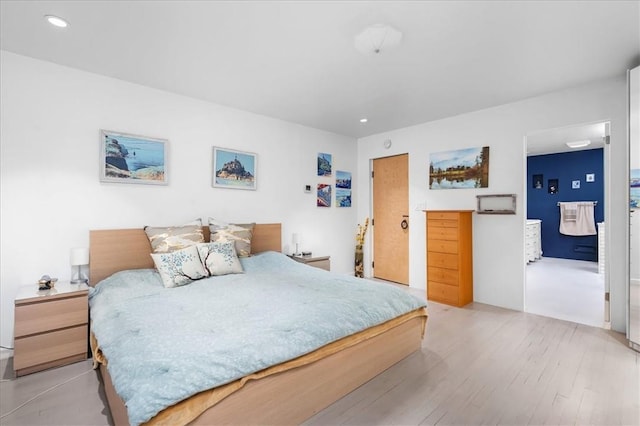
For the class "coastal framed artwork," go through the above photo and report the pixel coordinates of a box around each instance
[212,147,257,190]
[336,170,352,207]
[318,153,332,177]
[429,146,490,189]
[336,170,352,189]
[100,130,168,185]
[336,189,352,207]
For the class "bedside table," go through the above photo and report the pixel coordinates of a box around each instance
[289,255,331,271]
[14,281,89,376]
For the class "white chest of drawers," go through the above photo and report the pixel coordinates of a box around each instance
[526,219,542,263]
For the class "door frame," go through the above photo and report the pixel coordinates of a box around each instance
[523,120,611,328]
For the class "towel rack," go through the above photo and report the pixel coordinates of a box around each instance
[557,201,598,206]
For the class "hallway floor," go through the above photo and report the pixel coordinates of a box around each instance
[525,256,605,328]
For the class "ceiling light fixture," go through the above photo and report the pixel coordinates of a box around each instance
[360,118,368,123]
[45,15,69,28]
[566,140,591,148]
[354,24,402,55]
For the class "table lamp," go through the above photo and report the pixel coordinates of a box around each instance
[292,233,300,256]
[70,247,89,284]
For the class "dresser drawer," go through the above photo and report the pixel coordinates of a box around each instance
[427,239,458,254]
[427,226,458,240]
[428,266,459,285]
[14,325,88,371]
[428,281,459,305]
[428,251,459,270]
[15,296,88,337]
[427,211,460,221]
[428,219,458,229]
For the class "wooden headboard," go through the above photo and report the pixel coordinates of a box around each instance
[89,223,282,285]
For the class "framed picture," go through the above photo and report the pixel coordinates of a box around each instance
[212,147,257,190]
[548,178,559,194]
[429,146,489,189]
[318,153,332,177]
[336,170,352,189]
[336,189,352,207]
[317,183,332,207]
[100,130,168,185]
[532,174,543,189]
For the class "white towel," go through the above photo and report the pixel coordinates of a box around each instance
[559,202,596,236]
[561,202,578,221]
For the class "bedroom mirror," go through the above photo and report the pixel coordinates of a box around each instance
[628,65,639,352]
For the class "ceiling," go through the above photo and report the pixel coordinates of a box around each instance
[1,1,639,141]
[526,121,607,156]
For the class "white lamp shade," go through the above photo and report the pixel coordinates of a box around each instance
[70,247,89,266]
[292,233,300,244]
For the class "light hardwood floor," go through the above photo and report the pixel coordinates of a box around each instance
[1,289,638,425]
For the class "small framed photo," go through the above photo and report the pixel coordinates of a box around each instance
[318,153,332,177]
[548,178,559,194]
[586,173,595,182]
[100,130,168,185]
[212,147,257,190]
[317,183,332,207]
[336,189,352,207]
[572,180,581,189]
[532,174,543,189]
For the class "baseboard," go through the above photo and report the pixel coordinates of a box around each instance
[0,348,14,360]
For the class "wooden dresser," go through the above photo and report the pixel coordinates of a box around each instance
[426,210,473,307]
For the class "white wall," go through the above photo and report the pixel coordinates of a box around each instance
[0,52,358,347]
[357,76,629,333]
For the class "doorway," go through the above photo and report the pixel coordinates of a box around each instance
[372,154,409,285]
[524,121,609,328]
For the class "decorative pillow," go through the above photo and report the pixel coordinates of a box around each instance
[197,241,244,276]
[144,219,204,253]
[208,218,255,257]
[150,245,209,288]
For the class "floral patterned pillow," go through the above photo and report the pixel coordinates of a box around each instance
[197,241,244,276]
[208,218,255,257]
[150,245,208,288]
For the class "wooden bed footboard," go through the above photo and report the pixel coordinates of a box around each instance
[99,314,427,425]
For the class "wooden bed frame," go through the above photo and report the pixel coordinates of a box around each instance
[89,224,427,425]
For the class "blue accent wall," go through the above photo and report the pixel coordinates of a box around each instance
[527,148,604,262]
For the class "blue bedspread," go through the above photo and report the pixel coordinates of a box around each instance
[89,251,426,425]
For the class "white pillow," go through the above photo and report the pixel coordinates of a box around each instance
[197,241,244,276]
[151,245,208,288]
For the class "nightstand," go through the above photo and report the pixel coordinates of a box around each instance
[289,255,331,271]
[14,281,90,376]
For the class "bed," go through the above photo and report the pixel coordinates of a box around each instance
[89,223,428,425]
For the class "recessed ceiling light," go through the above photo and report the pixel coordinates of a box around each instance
[45,15,69,28]
[359,118,368,123]
[566,140,591,148]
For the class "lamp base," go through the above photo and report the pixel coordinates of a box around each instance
[70,279,88,284]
